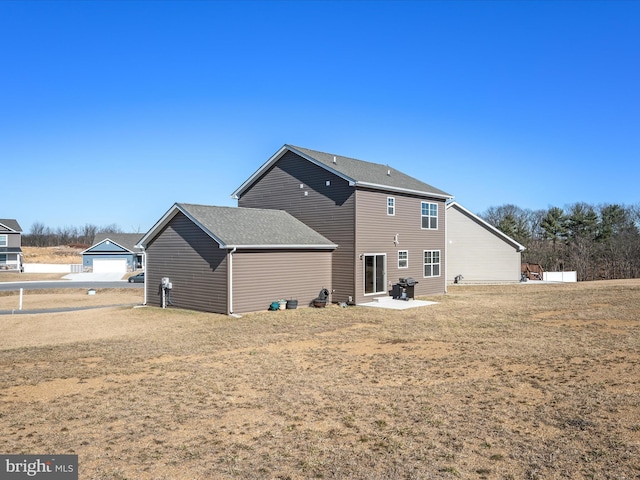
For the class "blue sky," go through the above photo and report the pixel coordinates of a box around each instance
[2,0,639,233]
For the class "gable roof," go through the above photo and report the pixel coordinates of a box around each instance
[0,219,23,232]
[84,233,144,254]
[140,203,337,250]
[231,144,453,200]
[446,202,525,252]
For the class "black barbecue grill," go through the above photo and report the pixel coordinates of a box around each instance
[393,277,419,300]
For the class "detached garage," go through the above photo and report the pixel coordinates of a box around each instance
[139,203,336,314]
[446,202,525,284]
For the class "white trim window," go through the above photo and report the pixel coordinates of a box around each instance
[387,197,395,216]
[421,202,438,229]
[398,250,408,269]
[423,250,441,277]
[0,235,7,247]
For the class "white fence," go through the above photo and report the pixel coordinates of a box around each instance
[23,263,83,273]
[543,271,577,283]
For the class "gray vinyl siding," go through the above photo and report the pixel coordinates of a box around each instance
[355,188,447,304]
[2,232,22,248]
[446,205,522,283]
[145,212,228,313]
[238,151,356,303]
[232,249,333,313]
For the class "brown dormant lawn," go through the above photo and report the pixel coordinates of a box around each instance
[1,281,639,479]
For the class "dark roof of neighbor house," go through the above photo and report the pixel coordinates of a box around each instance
[0,219,23,232]
[446,202,525,252]
[232,144,453,200]
[140,203,337,250]
[86,233,145,253]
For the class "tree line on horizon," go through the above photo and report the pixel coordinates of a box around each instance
[480,201,640,281]
[21,201,640,282]
[22,222,124,248]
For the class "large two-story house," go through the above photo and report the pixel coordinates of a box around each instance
[232,145,453,305]
[140,145,452,314]
[0,219,24,271]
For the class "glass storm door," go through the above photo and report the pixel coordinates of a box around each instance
[364,254,386,294]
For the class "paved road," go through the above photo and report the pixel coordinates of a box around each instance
[0,281,143,291]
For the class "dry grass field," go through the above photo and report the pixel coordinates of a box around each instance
[1,281,639,479]
[21,246,84,264]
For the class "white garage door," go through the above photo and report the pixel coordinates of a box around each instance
[93,258,127,273]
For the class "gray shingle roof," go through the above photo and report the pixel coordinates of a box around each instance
[0,219,23,232]
[231,145,452,200]
[288,145,452,198]
[175,204,336,248]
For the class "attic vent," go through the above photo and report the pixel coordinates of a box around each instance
[387,169,391,176]
[333,156,337,164]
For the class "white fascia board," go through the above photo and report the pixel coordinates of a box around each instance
[0,223,17,233]
[230,144,357,199]
[138,204,180,247]
[173,205,227,247]
[230,145,289,200]
[81,238,133,254]
[447,201,526,252]
[285,145,357,185]
[356,181,453,200]
[222,244,337,250]
[138,203,226,248]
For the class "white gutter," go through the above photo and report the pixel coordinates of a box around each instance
[220,244,337,250]
[228,247,236,314]
[444,204,448,294]
[355,181,453,200]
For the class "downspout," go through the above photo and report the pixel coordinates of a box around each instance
[228,247,236,314]
[444,204,448,294]
[141,246,147,305]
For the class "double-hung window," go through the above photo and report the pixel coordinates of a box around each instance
[421,202,438,229]
[387,197,395,216]
[398,250,408,269]
[423,250,441,277]
[0,235,7,247]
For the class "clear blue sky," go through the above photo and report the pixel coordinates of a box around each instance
[2,0,639,233]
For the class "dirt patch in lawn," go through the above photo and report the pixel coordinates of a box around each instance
[1,280,639,479]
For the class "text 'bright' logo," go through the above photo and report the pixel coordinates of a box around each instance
[1,455,77,479]
[5,458,52,476]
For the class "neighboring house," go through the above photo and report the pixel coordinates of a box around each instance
[0,219,23,271]
[232,144,453,305]
[139,203,336,314]
[446,202,525,284]
[82,233,144,273]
